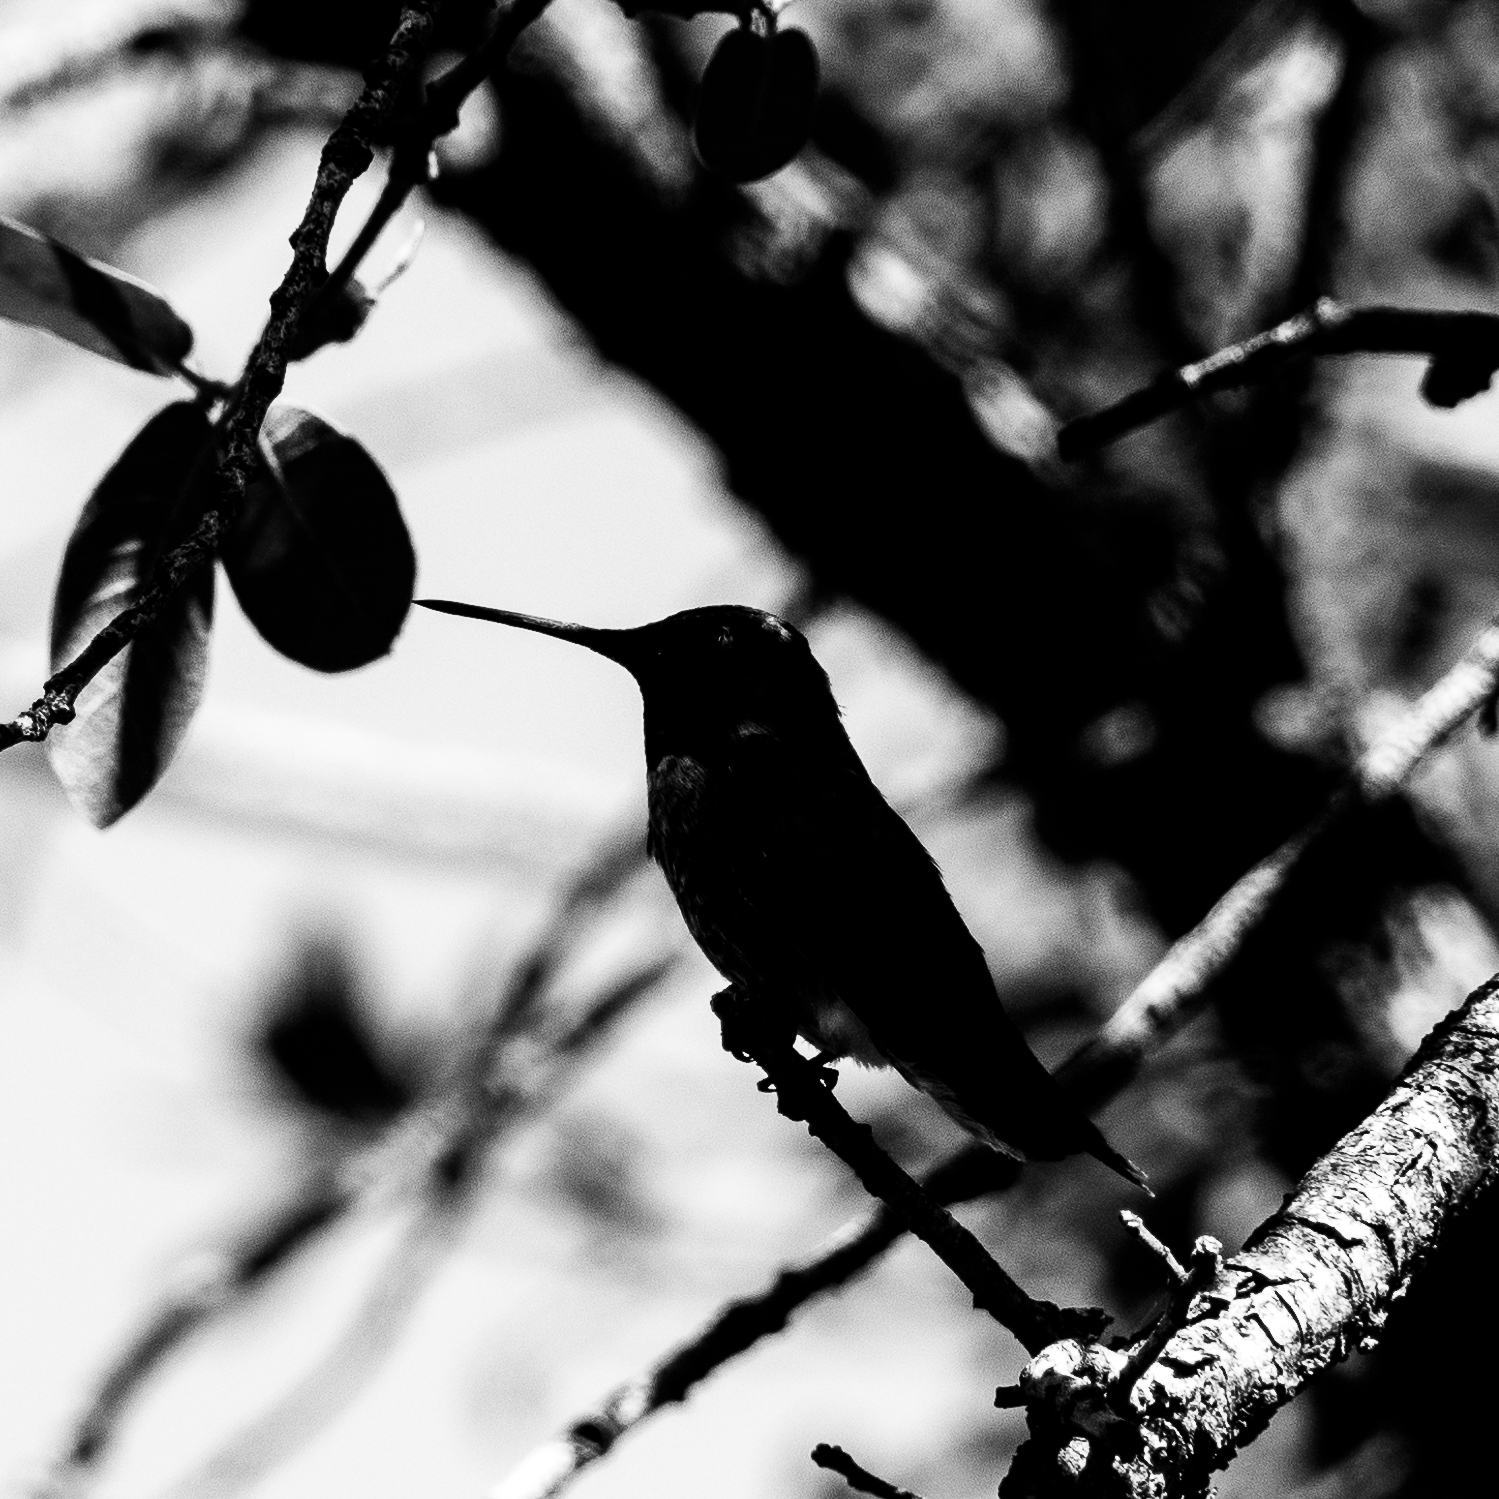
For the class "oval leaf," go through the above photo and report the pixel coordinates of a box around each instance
[49,402,217,827]
[222,406,415,672]
[693,27,819,184]
[0,215,194,374]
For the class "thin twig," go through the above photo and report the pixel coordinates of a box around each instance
[488,596,1499,1499]
[710,988,1105,1355]
[1117,1210,1187,1286]
[306,0,555,328]
[0,0,559,756]
[1058,300,1499,458]
[811,1444,927,1499]
[1107,1235,1221,1410]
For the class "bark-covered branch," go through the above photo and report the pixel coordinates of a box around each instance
[1058,299,1499,459]
[487,594,1499,1499]
[1002,972,1499,1499]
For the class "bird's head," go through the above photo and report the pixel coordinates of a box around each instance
[416,600,840,754]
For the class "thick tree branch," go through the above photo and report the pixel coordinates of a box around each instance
[1058,300,1499,459]
[487,596,1499,1499]
[1002,972,1499,1499]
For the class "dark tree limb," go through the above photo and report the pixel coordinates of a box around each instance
[709,987,1107,1355]
[1058,299,1499,459]
[1002,972,1499,1499]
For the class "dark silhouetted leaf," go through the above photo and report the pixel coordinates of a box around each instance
[0,216,194,374]
[259,937,413,1125]
[693,27,819,184]
[49,402,217,827]
[222,405,415,672]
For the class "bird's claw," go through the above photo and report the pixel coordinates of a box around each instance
[806,1048,839,1089]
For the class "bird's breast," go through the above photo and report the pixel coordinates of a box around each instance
[644,749,886,1067]
[646,752,741,973]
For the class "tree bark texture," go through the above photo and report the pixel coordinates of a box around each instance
[1003,974,1499,1499]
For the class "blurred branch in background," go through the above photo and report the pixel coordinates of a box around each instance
[31,829,672,1499]
[488,588,1499,1499]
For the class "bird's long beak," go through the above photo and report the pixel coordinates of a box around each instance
[415,598,645,672]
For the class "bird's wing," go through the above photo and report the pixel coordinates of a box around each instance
[704,731,1108,1164]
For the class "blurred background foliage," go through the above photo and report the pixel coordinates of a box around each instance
[4,2,1499,1498]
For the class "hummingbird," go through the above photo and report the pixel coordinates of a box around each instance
[417,599,1144,1186]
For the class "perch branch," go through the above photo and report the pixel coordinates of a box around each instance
[811,1444,927,1499]
[488,596,1499,1499]
[1058,299,1499,458]
[710,987,1105,1355]
[1002,972,1499,1499]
